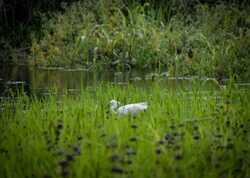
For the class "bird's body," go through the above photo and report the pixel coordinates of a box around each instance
[109,100,148,117]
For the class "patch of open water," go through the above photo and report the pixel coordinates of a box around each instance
[0,64,248,97]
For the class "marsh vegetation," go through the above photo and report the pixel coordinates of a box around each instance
[1,1,250,178]
[0,80,250,178]
[28,0,250,80]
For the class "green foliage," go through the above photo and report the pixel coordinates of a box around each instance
[29,1,250,80]
[0,82,249,178]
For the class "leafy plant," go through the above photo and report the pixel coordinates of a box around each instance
[29,0,250,80]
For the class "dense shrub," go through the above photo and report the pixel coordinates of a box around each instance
[29,1,250,80]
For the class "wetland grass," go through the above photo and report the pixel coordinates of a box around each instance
[0,82,250,178]
[29,1,250,80]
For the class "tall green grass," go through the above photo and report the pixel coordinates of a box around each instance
[0,82,249,178]
[29,1,250,80]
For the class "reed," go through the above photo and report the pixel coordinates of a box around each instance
[0,81,249,178]
[28,1,250,80]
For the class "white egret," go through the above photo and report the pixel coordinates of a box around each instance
[109,99,148,117]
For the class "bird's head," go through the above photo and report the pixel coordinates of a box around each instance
[109,99,121,111]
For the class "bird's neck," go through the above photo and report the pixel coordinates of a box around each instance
[110,105,117,113]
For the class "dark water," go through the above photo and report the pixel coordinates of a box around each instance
[1,64,248,97]
[0,65,119,96]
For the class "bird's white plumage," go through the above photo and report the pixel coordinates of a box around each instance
[109,100,148,116]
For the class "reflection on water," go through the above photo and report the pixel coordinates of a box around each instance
[1,64,242,97]
[0,65,149,95]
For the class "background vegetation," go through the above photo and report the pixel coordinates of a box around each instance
[0,0,77,62]
[1,0,250,80]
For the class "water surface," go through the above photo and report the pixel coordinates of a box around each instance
[1,64,247,97]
